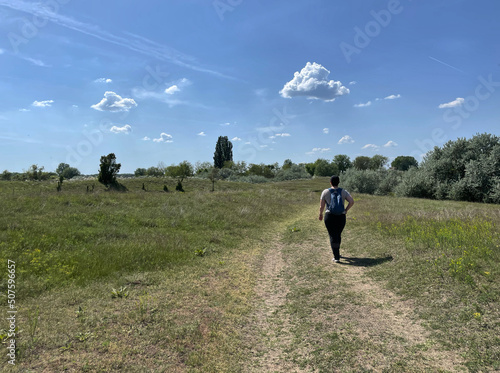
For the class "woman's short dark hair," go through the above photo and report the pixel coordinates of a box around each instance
[330,175,340,186]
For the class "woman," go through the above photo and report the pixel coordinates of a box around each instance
[319,175,354,263]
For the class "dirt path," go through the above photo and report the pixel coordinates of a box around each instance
[245,209,465,372]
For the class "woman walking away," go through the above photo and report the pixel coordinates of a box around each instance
[319,175,354,263]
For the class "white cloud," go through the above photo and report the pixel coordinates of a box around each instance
[384,94,401,100]
[165,85,180,95]
[323,128,329,134]
[275,133,291,137]
[32,100,54,107]
[354,101,371,108]
[198,132,206,136]
[110,124,132,134]
[383,140,398,147]
[94,78,112,83]
[220,122,231,126]
[142,136,151,141]
[19,108,31,112]
[91,91,137,112]
[362,144,379,150]
[280,62,349,101]
[438,97,464,109]
[306,147,330,155]
[349,81,357,85]
[338,135,354,144]
[153,133,173,143]
[232,137,242,141]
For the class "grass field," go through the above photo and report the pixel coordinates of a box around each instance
[0,177,499,372]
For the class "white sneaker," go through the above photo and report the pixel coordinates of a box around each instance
[332,258,340,263]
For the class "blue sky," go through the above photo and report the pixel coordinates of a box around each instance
[0,0,499,174]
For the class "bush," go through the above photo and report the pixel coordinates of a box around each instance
[341,169,383,195]
[275,165,311,181]
[375,170,403,196]
[394,167,436,199]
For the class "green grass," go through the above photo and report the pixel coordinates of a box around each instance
[0,178,499,372]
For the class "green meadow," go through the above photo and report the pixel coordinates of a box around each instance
[0,177,499,372]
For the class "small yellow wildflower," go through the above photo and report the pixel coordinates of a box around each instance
[473,312,481,320]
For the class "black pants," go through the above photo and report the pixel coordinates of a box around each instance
[324,213,346,260]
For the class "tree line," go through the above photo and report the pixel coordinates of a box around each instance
[2,134,498,204]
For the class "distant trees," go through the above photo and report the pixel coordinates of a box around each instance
[353,155,388,170]
[56,163,81,180]
[391,156,418,171]
[332,154,352,173]
[166,161,194,192]
[214,136,233,168]
[98,153,121,187]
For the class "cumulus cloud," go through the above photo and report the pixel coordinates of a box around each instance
[32,100,54,107]
[354,101,371,108]
[338,135,354,144]
[349,81,357,85]
[91,91,137,112]
[110,124,132,134]
[280,62,349,101]
[232,137,242,141]
[198,132,206,136]
[362,144,379,150]
[384,94,401,100]
[94,78,112,83]
[323,128,329,134]
[383,140,398,147]
[142,136,151,141]
[153,133,173,143]
[438,97,464,109]
[165,85,180,95]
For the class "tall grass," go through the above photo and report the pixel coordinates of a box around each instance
[0,178,321,299]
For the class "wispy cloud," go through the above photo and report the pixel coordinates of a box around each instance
[198,131,206,136]
[338,135,354,144]
[323,128,329,134]
[110,124,132,134]
[354,101,372,108]
[152,133,173,143]
[232,137,242,141]
[383,140,398,147]
[438,97,464,109]
[306,147,330,155]
[94,78,112,83]
[384,94,401,100]
[32,100,54,107]
[0,0,233,79]
[362,144,379,150]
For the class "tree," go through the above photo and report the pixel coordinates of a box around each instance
[166,161,194,184]
[25,164,45,180]
[353,156,372,170]
[304,163,316,176]
[134,168,147,177]
[370,155,389,170]
[332,154,352,173]
[208,167,219,192]
[314,159,338,177]
[1,170,12,181]
[391,156,418,171]
[282,159,293,170]
[98,153,121,187]
[213,136,233,168]
[56,163,81,179]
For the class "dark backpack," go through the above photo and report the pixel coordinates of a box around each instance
[327,188,345,215]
